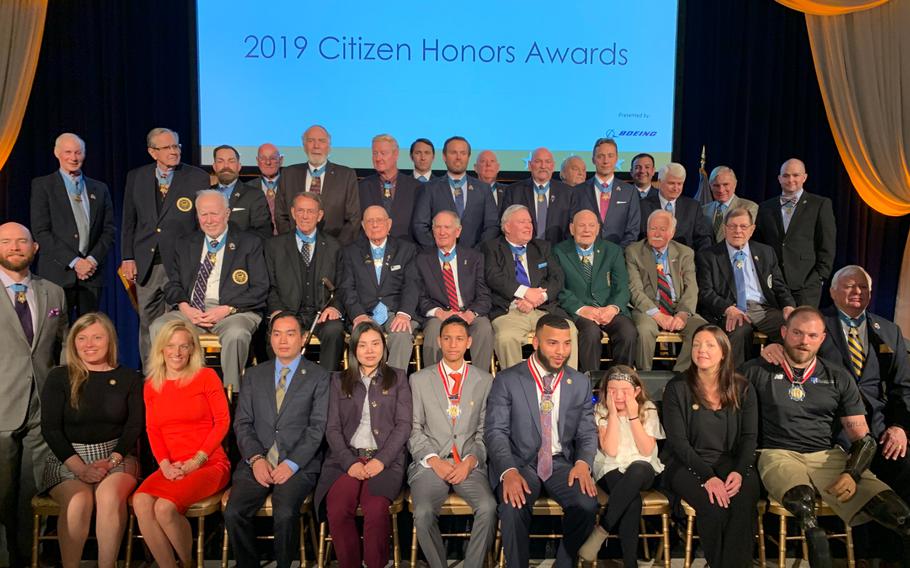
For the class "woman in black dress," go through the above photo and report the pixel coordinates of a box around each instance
[662,324,759,567]
[41,313,144,568]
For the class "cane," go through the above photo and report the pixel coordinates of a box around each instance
[301,277,336,357]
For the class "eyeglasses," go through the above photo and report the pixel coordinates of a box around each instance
[257,154,282,162]
[151,144,182,151]
[725,223,753,231]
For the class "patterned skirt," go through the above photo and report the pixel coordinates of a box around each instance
[42,439,139,491]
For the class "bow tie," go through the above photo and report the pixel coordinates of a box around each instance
[780,197,798,206]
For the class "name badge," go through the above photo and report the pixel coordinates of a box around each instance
[537,262,547,269]
[391,264,401,271]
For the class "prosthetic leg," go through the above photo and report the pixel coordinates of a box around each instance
[781,484,832,567]
[862,490,910,568]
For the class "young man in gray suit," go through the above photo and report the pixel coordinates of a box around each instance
[0,222,67,565]
[224,312,330,568]
[408,316,496,568]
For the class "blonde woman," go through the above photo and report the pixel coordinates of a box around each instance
[41,312,143,568]
[133,320,230,568]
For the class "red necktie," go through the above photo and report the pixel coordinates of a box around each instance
[442,261,460,310]
[449,372,463,463]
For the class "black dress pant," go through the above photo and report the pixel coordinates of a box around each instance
[599,461,656,568]
[64,282,100,320]
[223,466,318,568]
[301,314,345,372]
[576,314,637,373]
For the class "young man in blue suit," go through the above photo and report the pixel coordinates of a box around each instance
[485,314,598,567]
[572,138,641,248]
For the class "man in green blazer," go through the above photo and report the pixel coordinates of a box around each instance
[554,209,637,373]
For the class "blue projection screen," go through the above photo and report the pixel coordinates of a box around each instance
[196,0,680,171]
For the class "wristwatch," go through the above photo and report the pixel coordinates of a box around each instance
[248,454,264,466]
[228,306,238,315]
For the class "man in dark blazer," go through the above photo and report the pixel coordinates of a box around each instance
[410,138,436,182]
[0,223,67,565]
[224,312,330,568]
[572,138,640,248]
[151,191,268,390]
[121,127,211,362]
[554,209,637,373]
[30,133,115,318]
[265,192,345,371]
[340,205,420,370]
[502,147,574,245]
[639,162,714,252]
[412,136,500,250]
[415,211,494,371]
[274,125,361,244]
[474,149,506,211]
[484,315,598,568]
[481,205,578,370]
[696,207,795,367]
[753,158,837,307]
[358,134,421,242]
[246,142,284,235]
[210,145,272,240]
[559,155,587,187]
[630,153,657,200]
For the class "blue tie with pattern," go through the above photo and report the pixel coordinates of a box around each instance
[371,246,388,324]
[733,250,748,311]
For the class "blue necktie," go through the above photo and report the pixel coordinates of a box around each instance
[449,176,466,218]
[371,246,388,324]
[535,184,548,238]
[418,175,428,183]
[665,201,674,215]
[733,250,748,311]
[511,245,531,287]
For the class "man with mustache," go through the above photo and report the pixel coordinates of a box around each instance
[743,307,910,565]
[485,314,598,567]
[209,145,272,240]
[0,222,67,565]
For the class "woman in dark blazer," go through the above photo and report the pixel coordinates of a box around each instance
[662,324,759,567]
[314,321,412,568]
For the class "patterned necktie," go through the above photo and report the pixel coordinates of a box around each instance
[69,174,89,254]
[191,240,219,312]
[512,246,531,287]
[372,246,388,324]
[449,372,463,462]
[537,373,555,481]
[781,198,796,232]
[665,201,674,215]
[655,252,674,315]
[535,185,548,238]
[298,230,315,266]
[713,203,728,235]
[449,177,466,218]
[596,180,610,221]
[157,171,170,199]
[263,179,277,228]
[267,366,291,466]
[442,261,460,310]
[10,283,33,345]
[732,250,748,311]
[581,254,593,283]
[848,325,865,378]
[309,165,325,194]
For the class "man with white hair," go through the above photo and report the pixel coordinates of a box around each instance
[502,147,574,245]
[247,142,284,234]
[30,133,115,318]
[359,133,421,241]
[474,150,505,210]
[626,209,706,371]
[701,166,758,242]
[150,190,268,390]
[481,205,578,369]
[640,162,713,252]
[559,155,587,187]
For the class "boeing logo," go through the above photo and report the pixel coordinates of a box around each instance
[605,129,658,138]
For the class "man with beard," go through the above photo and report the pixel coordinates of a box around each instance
[485,314,598,567]
[0,222,67,565]
[743,307,910,566]
[412,136,500,250]
[210,145,272,240]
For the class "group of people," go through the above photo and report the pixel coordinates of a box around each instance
[0,121,906,567]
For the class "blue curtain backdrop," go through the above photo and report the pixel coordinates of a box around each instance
[1,0,906,368]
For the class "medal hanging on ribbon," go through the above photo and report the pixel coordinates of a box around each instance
[439,361,468,421]
[781,357,817,403]
[528,358,564,415]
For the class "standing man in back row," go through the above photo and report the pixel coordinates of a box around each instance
[753,158,836,307]
[572,138,640,248]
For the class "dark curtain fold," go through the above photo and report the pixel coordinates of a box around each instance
[1,0,905,368]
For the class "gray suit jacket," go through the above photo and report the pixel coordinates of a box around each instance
[702,195,759,242]
[0,275,68,431]
[626,239,699,317]
[407,363,493,480]
[233,358,330,474]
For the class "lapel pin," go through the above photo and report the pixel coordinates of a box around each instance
[109,379,117,386]
[228,242,236,251]
[566,378,572,385]
[90,194,96,200]
[873,322,881,330]
[692,403,700,410]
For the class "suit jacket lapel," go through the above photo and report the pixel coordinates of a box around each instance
[827,316,852,369]
[456,249,472,300]
[285,234,304,298]
[521,365,542,437]
[592,242,608,278]
[1,285,31,347]
[669,247,683,297]
[718,249,735,297]
[557,375,570,444]
[31,280,48,352]
[380,239,397,287]
[87,180,100,227]
[642,245,658,293]
[217,232,236,297]
[430,364,452,422]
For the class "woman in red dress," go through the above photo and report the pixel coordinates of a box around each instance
[133,320,230,567]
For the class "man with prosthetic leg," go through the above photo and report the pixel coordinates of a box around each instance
[744,307,910,566]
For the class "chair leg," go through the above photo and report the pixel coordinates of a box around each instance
[778,514,787,568]
[414,345,422,371]
[845,523,855,568]
[800,527,809,563]
[318,522,326,568]
[31,513,40,568]
[640,517,651,560]
[661,513,671,568]
[125,513,135,568]
[392,512,400,568]
[757,509,766,567]
[410,521,418,568]
[494,522,503,568]
[196,516,205,568]
[684,513,695,568]
[221,523,229,568]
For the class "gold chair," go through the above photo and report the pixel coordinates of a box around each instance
[408,492,494,568]
[495,496,591,568]
[681,498,767,568]
[653,332,684,363]
[765,496,855,568]
[30,494,62,568]
[595,488,673,568]
[317,490,405,568]
[220,490,316,567]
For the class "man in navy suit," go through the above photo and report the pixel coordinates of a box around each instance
[30,133,115,318]
[121,127,211,362]
[340,205,421,370]
[485,315,598,568]
[247,142,284,234]
[412,136,500,250]
[474,150,506,211]
[410,138,436,182]
[559,156,587,187]
[630,153,657,200]
[415,210,494,370]
[223,312,330,568]
[209,145,272,240]
[639,162,714,252]
[358,134,420,242]
[753,158,836,307]
[502,148,574,245]
[151,190,268,390]
[572,138,640,248]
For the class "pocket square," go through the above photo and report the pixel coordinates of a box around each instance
[616,200,628,205]
[232,207,246,211]
[47,308,61,318]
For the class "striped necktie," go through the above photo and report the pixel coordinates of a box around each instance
[191,240,219,312]
[655,258,674,315]
[847,325,865,378]
[267,367,291,466]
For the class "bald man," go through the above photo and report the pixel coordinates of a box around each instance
[30,133,115,318]
[502,148,574,245]
[474,150,506,211]
[753,158,836,307]
[247,142,285,234]
[0,222,67,565]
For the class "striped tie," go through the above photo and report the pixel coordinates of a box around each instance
[267,367,291,466]
[581,254,593,283]
[848,326,865,378]
[656,263,674,315]
[442,261,460,310]
[191,241,218,312]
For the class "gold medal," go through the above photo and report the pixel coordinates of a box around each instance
[74,193,82,203]
[540,399,554,413]
[384,188,392,199]
[159,184,170,197]
[788,383,806,402]
[109,379,117,386]
[454,188,462,198]
[15,291,26,304]
[735,260,744,269]
[537,194,545,203]
[266,188,275,199]
[207,252,217,263]
[447,405,460,419]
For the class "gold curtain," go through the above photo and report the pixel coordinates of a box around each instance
[0,0,47,171]
[776,0,910,329]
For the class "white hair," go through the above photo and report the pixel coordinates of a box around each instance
[371,133,398,150]
[708,165,736,185]
[647,209,677,232]
[146,127,179,148]
[831,265,872,290]
[501,204,530,226]
[658,162,686,181]
[54,133,85,153]
[195,189,230,210]
[432,210,461,228]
